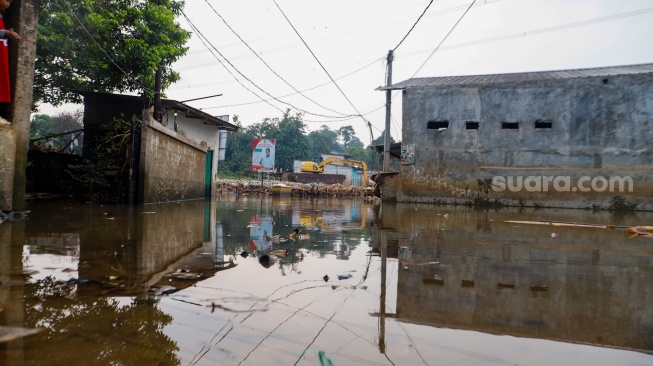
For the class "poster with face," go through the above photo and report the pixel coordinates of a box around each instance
[251,139,276,173]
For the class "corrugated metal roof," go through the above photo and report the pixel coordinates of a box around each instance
[376,63,653,90]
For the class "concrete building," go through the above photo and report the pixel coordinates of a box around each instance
[377,63,653,210]
[77,92,238,203]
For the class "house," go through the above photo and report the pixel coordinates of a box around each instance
[376,63,653,210]
[76,91,238,203]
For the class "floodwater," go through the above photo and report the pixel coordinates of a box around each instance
[1,196,653,366]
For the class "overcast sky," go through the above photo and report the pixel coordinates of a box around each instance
[43,0,653,144]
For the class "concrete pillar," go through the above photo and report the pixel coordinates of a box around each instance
[6,0,39,212]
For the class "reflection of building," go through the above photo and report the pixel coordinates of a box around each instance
[377,206,653,353]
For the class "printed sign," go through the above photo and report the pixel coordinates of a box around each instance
[401,144,415,165]
[251,139,276,173]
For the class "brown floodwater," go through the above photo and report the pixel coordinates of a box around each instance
[1,195,653,365]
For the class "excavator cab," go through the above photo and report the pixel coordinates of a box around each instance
[300,161,322,173]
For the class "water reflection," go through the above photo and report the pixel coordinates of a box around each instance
[0,197,652,365]
[378,204,653,354]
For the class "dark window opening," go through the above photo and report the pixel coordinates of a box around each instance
[427,119,449,130]
[501,121,519,130]
[534,119,553,129]
[465,121,479,130]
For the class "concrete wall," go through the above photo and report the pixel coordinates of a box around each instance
[162,109,222,187]
[386,72,653,210]
[0,123,16,210]
[139,113,208,203]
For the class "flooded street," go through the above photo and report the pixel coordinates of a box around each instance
[2,196,653,365]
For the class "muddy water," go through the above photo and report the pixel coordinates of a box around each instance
[1,196,653,365]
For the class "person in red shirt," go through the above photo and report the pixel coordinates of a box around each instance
[0,0,20,103]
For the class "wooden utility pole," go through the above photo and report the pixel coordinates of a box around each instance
[382,50,393,172]
[7,0,38,213]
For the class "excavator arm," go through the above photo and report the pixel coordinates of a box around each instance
[309,157,369,187]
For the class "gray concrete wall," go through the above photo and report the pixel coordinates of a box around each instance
[0,123,16,210]
[387,73,653,210]
[139,113,207,204]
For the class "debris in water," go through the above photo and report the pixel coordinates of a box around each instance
[323,275,329,282]
[0,326,41,343]
[240,251,249,258]
[258,254,277,268]
[551,233,558,238]
[337,274,352,280]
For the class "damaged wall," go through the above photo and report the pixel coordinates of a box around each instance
[138,113,207,204]
[386,71,653,210]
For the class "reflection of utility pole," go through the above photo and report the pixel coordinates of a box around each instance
[382,50,394,172]
[379,230,387,353]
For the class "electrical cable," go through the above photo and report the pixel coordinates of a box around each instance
[411,0,477,78]
[393,0,434,52]
[271,0,375,141]
[201,0,353,117]
[182,12,356,120]
[196,56,385,110]
[182,12,286,115]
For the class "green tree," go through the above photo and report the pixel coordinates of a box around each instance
[307,125,338,158]
[30,111,84,154]
[35,0,190,107]
[274,111,310,171]
[221,117,256,177]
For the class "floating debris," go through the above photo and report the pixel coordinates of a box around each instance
[0,326,41,343]
[258,254,277,268]
[497,283,516,289]
[323,275,329,282]
[337,274,353,280]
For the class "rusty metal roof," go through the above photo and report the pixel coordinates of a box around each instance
[376,63,653,90]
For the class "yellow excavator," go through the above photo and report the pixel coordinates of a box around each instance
[300,157,370,187]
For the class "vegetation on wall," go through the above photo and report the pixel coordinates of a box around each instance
[64,117,132,203]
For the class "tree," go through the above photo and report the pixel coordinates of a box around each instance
[307,125,338,158]
[34,0,190,108]
[30,110,84,154]
[274,111,310,171]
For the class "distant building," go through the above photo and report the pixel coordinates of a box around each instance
[377,63,653,210]
[292,153,368,187]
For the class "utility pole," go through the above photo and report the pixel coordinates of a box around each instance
[152,0,162,122]
[8,0,38,213]
[382,50,393,172]
[153,65,162,122]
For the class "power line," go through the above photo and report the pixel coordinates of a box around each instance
[401,5,653,59]
[411,0,478,78]
[181,12,357,120]
[201,0,353,117]
[271,0,374,141]
[182,12,286,116]
[198,56,385,110]
[393,0,434,52]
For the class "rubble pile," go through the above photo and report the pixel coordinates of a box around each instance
[216,179,373,198]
